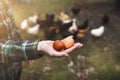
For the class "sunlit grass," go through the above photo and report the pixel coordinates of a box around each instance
[12,0,79,26]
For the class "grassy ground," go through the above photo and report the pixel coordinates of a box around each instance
[11,0,120,80]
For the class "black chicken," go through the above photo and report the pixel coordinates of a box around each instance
[71,4,81,16]
[73,30,79,40]
[59,20,73,38]
[72,19,89,40]
[45,13,55,27]
[77,19,89,29]
[101,14,110,26]
[60,20,73,31]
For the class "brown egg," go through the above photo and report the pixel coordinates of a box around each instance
[62,36,75,49]
[53,40,65,51]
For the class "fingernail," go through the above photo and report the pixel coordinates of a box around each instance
[77,43,83,48]
[80,43,83,47]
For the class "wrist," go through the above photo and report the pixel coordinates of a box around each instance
[37,41,45,55]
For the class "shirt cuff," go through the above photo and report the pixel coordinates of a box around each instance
[24,40,44,60]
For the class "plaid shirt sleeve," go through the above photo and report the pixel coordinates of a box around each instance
[0,40,43,62]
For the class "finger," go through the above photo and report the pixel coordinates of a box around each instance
[50,51,69,57]
[64,43,83,53]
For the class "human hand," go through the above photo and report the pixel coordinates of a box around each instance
[37,38,83,57]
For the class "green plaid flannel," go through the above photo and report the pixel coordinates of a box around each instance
[0,0,43,80]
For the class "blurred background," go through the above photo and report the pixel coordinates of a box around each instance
[10,0,120,80]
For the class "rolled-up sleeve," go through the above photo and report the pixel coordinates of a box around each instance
[0,40,43,62]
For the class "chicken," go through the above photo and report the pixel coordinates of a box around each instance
[60,18,72,32]
[58,19,72,38]
[77,19,89,29]
[26,24,40,35]
[72,19,89,39]
[20,13,40,30]
[27,13,40,27]
[58,11,71,22]
[45,13,55,27]
[45,26,59,40]
[90,14,109,38]
[73,29,88,40]
[20,19,28,30]
[101,14,110,26]
[90,26,104,37]
[68,18,78,33]
[71,3,81,16]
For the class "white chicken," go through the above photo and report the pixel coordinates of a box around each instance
[26,24,40,35]
[90,25,105,37]
[27,13,39,25]
[90,14,110,38]
[68,18,78,33]
[20,13,40,30]
[20,19,28,30]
